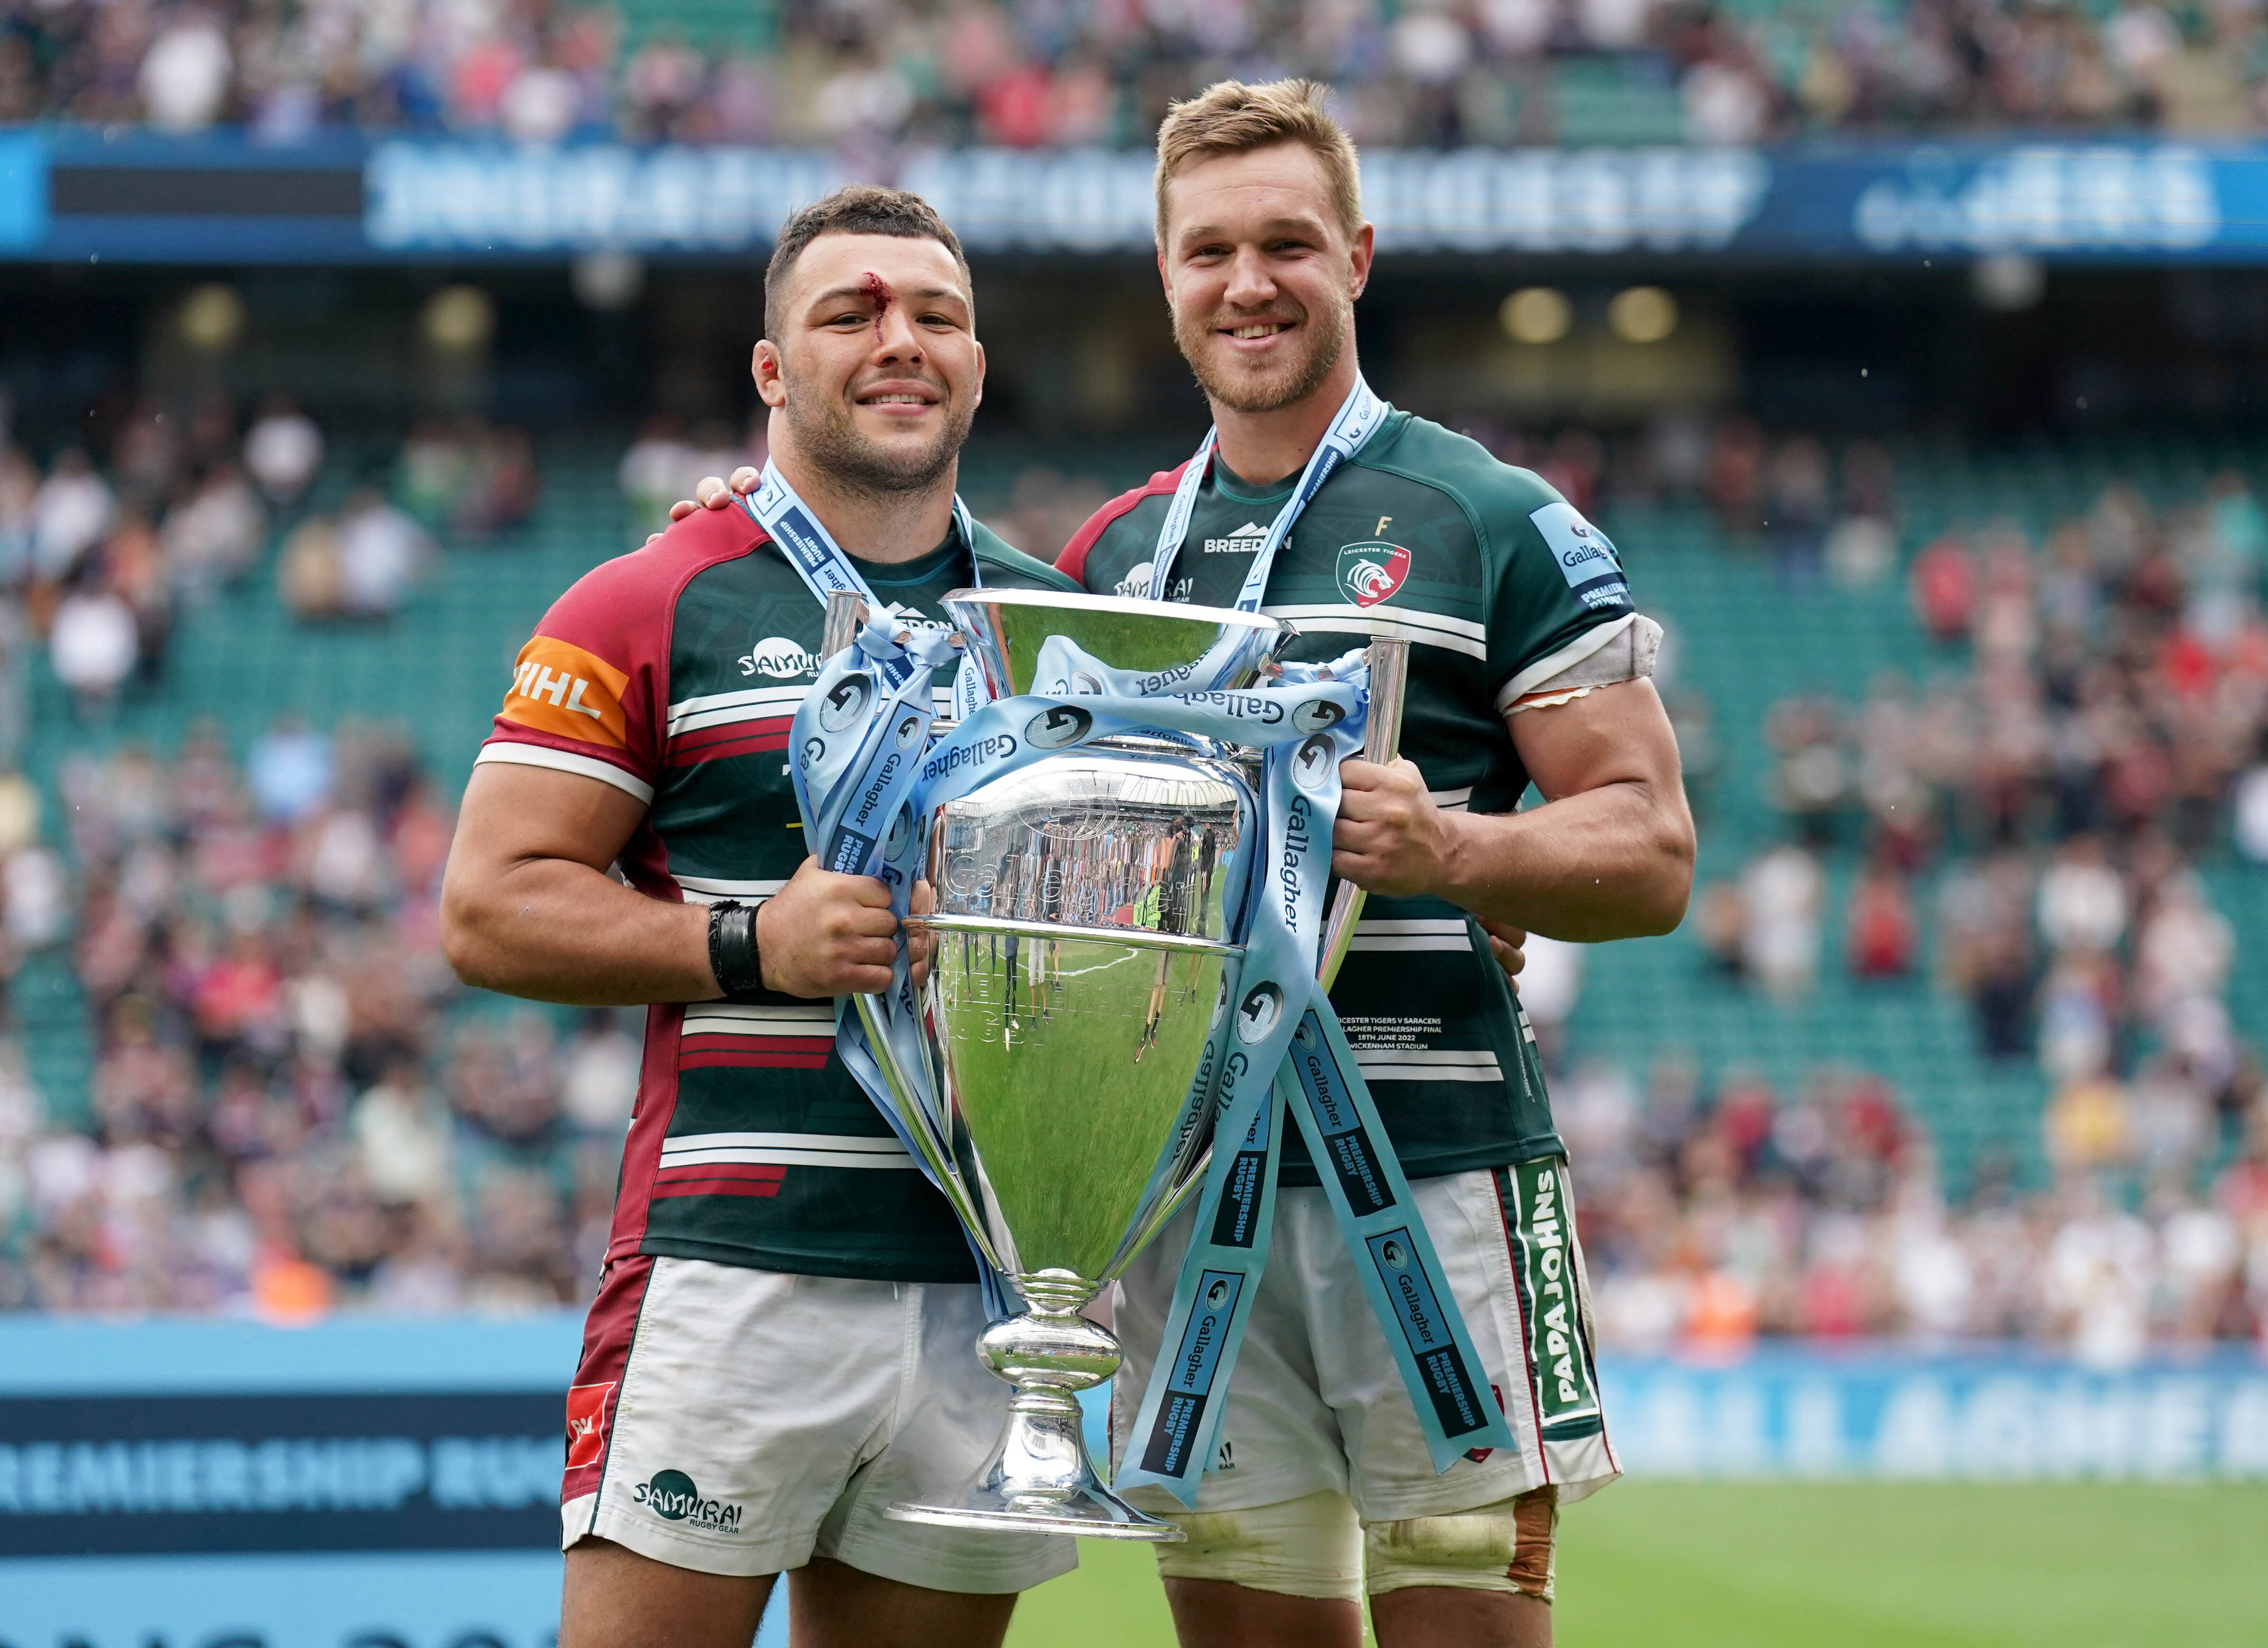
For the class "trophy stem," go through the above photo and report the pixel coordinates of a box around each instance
[885,1269,1185,1541]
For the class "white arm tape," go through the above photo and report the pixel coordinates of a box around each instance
[1502,614,1661,716]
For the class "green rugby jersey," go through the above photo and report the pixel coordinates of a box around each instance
[1059,407,1638,1184]
[478,502,1076,1283]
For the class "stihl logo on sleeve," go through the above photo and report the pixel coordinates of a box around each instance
[565,1380,616,1470]
[501,637,631,747]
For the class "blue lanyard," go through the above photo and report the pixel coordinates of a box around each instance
[743,460,988,718]
[1146,375,1388,611]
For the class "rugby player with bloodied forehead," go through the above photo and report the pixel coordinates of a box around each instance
[662,83,1692,1648]
[440,187,1082,1648]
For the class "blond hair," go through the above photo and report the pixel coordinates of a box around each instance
[1153,80,1363,249]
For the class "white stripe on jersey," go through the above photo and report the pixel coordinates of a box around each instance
[1430,786,1474,812]
[475,742,655,804]
[673,874,790,907]
[1350,918,1473,952]
[668,684,809,739]
[1260,603,1487,661]
[1354,1049,1504,1082]
[682,1003,834,1037]
[659,1131,916,1170]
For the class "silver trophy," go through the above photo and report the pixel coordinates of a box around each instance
[839,589,1405,1540]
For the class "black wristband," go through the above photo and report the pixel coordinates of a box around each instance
[707,900,764,998]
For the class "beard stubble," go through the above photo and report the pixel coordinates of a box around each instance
[1175,289,1352,416]
[781,371,973,499]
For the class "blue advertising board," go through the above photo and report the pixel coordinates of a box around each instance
[0,1314,2260,1646]
[1601,1344,2268,1479]
[0,1315,591,1648]
[5,129,2268,265]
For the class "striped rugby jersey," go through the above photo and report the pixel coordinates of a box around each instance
[1059,406,1638,1184]
[479,502,1077,1282]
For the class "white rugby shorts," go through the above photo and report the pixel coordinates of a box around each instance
[559,1254,1076,1592]
[1110,1162,1619,1522]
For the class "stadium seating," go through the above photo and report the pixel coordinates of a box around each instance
[19,423,2262,1236]
[13,412,2249,1324]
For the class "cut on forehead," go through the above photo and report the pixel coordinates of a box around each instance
[762,181,974,336]
[772,232,975,324]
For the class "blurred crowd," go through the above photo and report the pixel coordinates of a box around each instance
[1457,418,2268,1358]
[0,396,544,703]
[1686,463,2268,1207]
[1564,1054,2268,1361]
[8,0,2268,151]
[2,393,320,720]
[0,725,636,1314]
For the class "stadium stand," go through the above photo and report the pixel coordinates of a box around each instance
[4,0,2264,148]
[0,398,2262,1349]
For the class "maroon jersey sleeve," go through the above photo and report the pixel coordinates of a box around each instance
[476,506,764,803]
[1055,462,1189,588]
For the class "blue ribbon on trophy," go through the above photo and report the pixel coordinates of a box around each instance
[792,607,1516,1510]
[788,603,1016,1319]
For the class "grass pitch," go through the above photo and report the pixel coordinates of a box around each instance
[1004,1482,2268,1647]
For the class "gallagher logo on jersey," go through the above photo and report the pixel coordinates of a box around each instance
[1336,541,1411,608]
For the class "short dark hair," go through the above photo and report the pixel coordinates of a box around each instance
[763,185,973,340]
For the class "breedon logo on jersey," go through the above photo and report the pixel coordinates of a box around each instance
[1204,520,1269,555]
[1335,541,1412,608]
[634,1468,743,1531]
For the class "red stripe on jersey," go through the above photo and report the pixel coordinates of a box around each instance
[656,1162,787,1188]
[674,713,792,753]
[1055,460,1191,587]
[678,1034,836,1055]
[653,1176,786,1199]
[606,1001,685,1265]
[485,506,771,796]
[561,1251,654,1510]
[669,730,791,768]
[678,1048,832,1070]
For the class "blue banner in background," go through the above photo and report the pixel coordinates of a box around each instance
[0,133,43,252]
[7,130,2268,263]
[0,1316,2260,1645]
[0,1313,793,1648]
[1601,1345,2268,1479]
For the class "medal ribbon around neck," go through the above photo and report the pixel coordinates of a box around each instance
[1145,374,1387,611]
[744,459,989,719]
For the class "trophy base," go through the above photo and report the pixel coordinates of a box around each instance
[885,1301,1186,1543]
[886,1479,1180,1541]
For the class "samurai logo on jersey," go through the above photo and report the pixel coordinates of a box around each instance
[1336,541,1412,607]
[739,637,818,679]
[1204,520,1269,554]
[1111,562,1194,603]
[634,1468,743,1531]
[1504,1157,1602,1439]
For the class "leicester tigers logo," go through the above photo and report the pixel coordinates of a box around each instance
[1336,541,1411,608]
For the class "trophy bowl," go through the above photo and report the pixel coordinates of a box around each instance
[867,591,1291,1540]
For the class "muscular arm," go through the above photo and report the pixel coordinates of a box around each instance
[1332,677,1694,943]
[440,762,903,1004]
